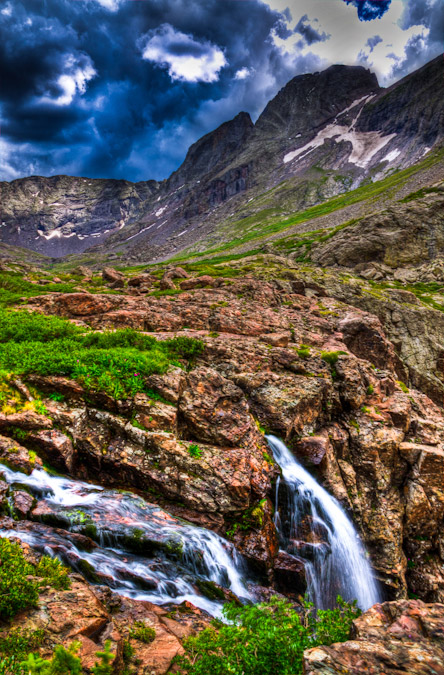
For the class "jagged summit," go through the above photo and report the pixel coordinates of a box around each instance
[254,64,380,140]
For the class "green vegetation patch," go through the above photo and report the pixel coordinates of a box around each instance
[174,596,360,675]
[0,537,71,620]
[129,621,156,644]
[0,314,204,400]
[0,272,78,308]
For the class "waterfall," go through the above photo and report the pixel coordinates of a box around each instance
[267,435,380,611]
[0,465,252,617]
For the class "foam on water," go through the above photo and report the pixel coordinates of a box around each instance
[267,435,380,610]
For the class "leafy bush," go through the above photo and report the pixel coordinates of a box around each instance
[296,344,311,359]
[129,621,156,644]
[188,444,202,459]
[35,555,71,590]
[0,319,204,400]
[0,628,45,660]
[320,350,347,366]
[20,642,82,675]
[0,538,71,620]
[91,641,114,675]
[0,538,39,620]
[164,336,204,360]
[0,273,78,308]
[0,310,81,344]
[18,641,114,675]
[174,597,360,675]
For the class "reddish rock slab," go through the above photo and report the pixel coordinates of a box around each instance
[303,600,444,675]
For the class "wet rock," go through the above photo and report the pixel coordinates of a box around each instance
[128,273,156,288]
[57,292,118,316]
[260,332,290,347]
[273,551,306,597]
[159,276,176,291]
[338,313,399,373]
[0,479,8,510]
[178,366,256,447]
[133,396,177,433]
[12,490,34,518]
[145,367,184,404]
[233,498,279,578]
[303,600,444,675]
[26,375,86,402]
[0,434,42,473]
[76,265,94,278]
[180,275,215,290]
[28,429,75,472]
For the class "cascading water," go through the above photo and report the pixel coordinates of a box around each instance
[267,435,380,611]
[0,465,252,617]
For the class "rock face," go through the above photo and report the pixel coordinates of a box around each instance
[311,187,444,268]
[16,273,444,600]
[1,55,443,261]
[304,600,444,675]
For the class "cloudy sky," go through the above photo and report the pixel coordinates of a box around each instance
[0,0,442,182]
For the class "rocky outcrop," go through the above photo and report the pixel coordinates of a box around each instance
[304,600,444,675]
[311,187,444,269]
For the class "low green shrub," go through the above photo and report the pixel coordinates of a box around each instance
[0,538,71,620]
[0,538,39,620]
[320,350,347,366]
[188,444,202,459]
[174,596,360,675]
[19,640,114,675]
[296,344,311,359]
[0,310,81,344]
[0,628,45,660]
[129,622,156,644]
[35,555,71,590]
[0,322,204,400]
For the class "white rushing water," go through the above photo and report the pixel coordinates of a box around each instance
[0,466,252,617]
[267,435,380,611]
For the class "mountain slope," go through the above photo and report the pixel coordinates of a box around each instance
[0,54,443,261]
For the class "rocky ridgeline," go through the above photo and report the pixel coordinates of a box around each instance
[1,263,444,672]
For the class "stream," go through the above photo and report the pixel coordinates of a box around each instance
[0,465,251,617]
[0,436,380,616]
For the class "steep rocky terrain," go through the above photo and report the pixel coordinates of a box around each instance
[0,55,443,261]
[1,256,444,672]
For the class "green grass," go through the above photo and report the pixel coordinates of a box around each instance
[400,186,443,203]
[0,314,204,400]
[0,272,80,307]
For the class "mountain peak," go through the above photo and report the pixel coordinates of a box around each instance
[170,111,253,186]
[255,63,380,139]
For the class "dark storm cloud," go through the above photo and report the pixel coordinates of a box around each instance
[294,15,330,45]
[1,0,316,181]
[343,1,392,21]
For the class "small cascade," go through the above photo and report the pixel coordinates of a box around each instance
[0,465,252,617]
[267,435,380,611]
